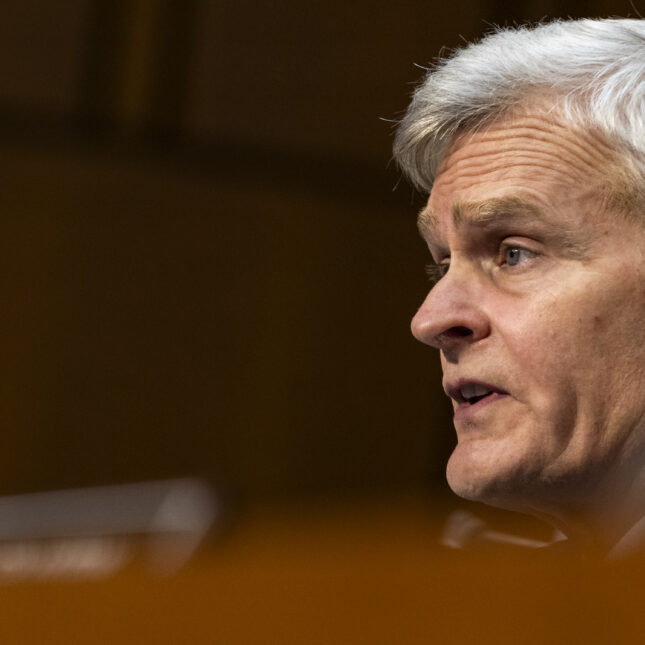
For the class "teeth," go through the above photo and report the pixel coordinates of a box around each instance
[460,383,492,400]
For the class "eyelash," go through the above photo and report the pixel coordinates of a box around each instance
[425,263,449,284]
[425,243,536,283]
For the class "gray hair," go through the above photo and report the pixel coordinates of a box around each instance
[393,18,645,197]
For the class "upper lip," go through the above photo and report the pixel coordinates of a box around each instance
[444,379,509,404]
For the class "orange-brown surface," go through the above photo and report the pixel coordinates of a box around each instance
[0,499,642,644]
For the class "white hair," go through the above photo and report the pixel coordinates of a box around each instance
[393,18,645,199]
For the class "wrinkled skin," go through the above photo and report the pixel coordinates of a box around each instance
[412,110,645,548]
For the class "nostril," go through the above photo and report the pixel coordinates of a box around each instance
[435,325,473,350]
[434,325,475,360]
[450,326,473,338]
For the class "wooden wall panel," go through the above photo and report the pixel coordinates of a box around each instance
[0,0,639,505]
[0,0,88,112]
[188,1,485,165]
[1,142,452,500]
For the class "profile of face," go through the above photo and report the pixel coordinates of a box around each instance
[412,110,645,522]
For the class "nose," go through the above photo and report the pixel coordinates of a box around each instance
[411,269,491,361]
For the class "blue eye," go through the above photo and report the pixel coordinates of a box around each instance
[504,246,530,266]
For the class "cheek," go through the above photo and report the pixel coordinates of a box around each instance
[503,281,645,418]
[501,299,572,367]
[505,283,627,371]
[580,286,645,365]
[498,295,602,409]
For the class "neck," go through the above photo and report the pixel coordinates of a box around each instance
[535,463,645,558]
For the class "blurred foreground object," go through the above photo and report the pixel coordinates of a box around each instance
[0,498,644,644]
[441,508,565,551]
[0,478,217,580]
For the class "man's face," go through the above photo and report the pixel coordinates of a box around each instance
[412,111,645,518]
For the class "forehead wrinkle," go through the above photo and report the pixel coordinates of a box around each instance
[443,141,601,188]
[466,124,610,173]
[441,114,625,195]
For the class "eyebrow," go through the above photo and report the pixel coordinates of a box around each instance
[417,196,591,259]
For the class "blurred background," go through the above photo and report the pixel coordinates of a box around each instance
[1,0,637,518]
[0,0,637,548]
[1,0,642,641]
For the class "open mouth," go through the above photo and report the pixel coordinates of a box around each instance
[466,393,490,405]
[446,380,509,422]
[446,381,507,406]
[460,382,494,405]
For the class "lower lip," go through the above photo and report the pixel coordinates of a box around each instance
[453,392,509,423]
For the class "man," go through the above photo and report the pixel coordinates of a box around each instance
[394,18,645,558]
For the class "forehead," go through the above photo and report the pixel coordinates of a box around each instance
[421,112,617,243]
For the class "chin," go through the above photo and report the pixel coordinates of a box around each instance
[446,456,496,503]
[445,440,543,511]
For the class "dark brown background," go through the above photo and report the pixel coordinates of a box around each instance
[0,0,635,518]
